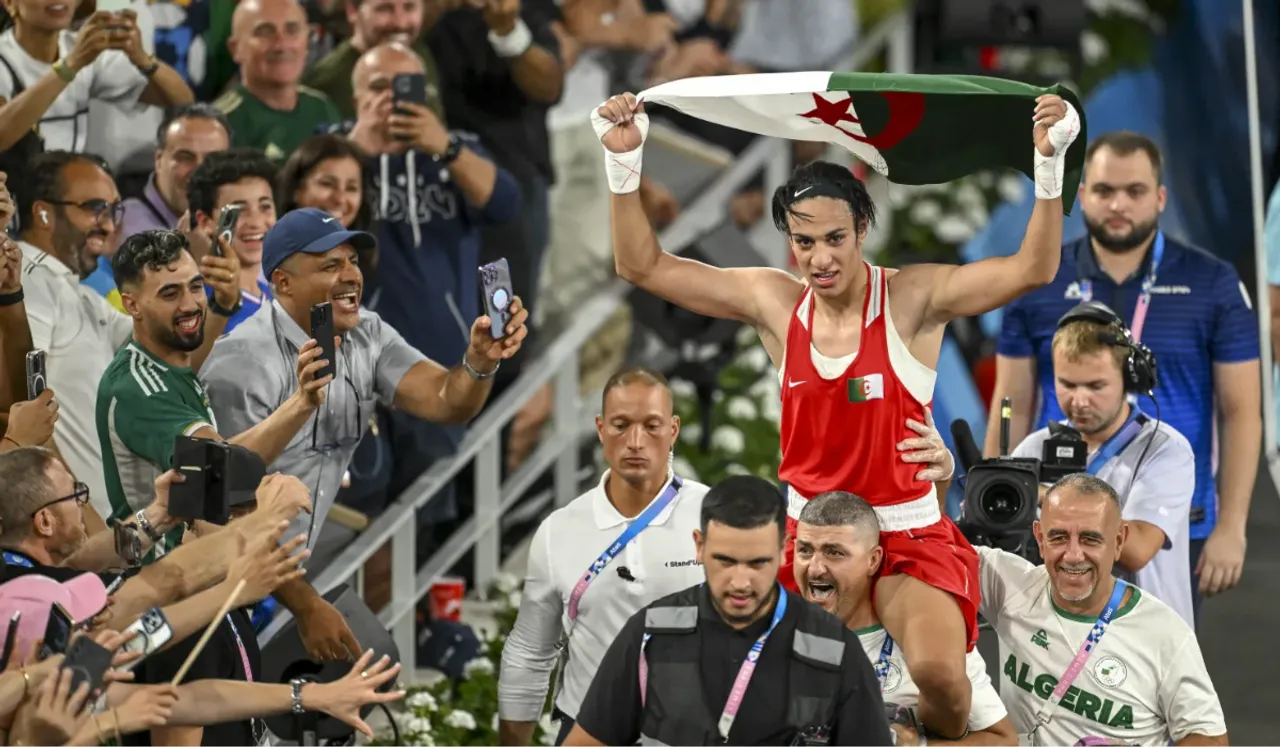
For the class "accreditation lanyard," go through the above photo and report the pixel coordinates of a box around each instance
[1078,232,1164,343]
[566,475,683,622]
[227,614,267,745]
[873,632,895,690]
[1034,580,1129,728]
[2,552,32,568]
[1084,409,1146,476]
[638,586,788,743]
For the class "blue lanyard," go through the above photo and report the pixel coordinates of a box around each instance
[1084,409,1146,476]
[639,585,789,742]
[2,552,32,568]
[1036,580,1129,726]
[567,475,683,621]
[1078,231,1164,343]
[873,631,895,687]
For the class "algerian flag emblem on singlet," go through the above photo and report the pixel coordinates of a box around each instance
[847,373,884,403]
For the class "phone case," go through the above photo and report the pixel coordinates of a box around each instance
[62,636,113,699]
[214,205,241,256]
[25,350,45,400]
[310,302,336,381]
[120,607,173,670]
[479,259,513,341]
[0,611,20,671]
[41,603,72,658]
[392,73,428,106]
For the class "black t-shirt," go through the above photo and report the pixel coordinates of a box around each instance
[130,608,262,746]
[425,0,561,188]
[575,587,892,746]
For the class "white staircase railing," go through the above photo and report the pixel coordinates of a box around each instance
[258,11,916,674]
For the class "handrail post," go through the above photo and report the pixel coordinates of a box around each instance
[552,361,580,508]
[474,435,502,595]
[887,11,913,75]
[391,516,416,674]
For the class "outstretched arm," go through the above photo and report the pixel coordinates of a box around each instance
[597,94,803,334]
[911,96,1081,325]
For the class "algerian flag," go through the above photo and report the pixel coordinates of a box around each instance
[638,71,1087,214]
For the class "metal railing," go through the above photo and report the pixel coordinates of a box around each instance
[258,11,916,673]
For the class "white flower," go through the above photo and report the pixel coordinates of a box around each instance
[997,174,1026,204]
[679,422,702,444]
[726,396,757,421]
[952,182,984,211]
[759,394,782,425]
[669,378,697,400]
[1080,29,1108,65]
[724,463,750,476]
[462,657,495,679]
[933,215,975,244]
[405,715,432,735]
[736,345,770,372]
[711,425,745,454]
[444,709,478,731]
[493,572,521,594]
[976,171,994,189]
[671,455,699,481]
[538,713,558,745]
[407,691,438,712]
[736,325,758,347]
[506,590,523,609]
[962,203,989,231]
[908,199,942,225]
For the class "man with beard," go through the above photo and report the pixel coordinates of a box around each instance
[95,229,330,558]
[793,491,1015,746]
[976,474,1226,746]
[1009,303,1195,625]
[305,0,446,121]
[564,475,890,747]
[6,151,240,523]
[987,132,1261,622]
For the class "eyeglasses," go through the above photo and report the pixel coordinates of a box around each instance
[309,374,365,456]
[48,199,125,226]
[31,481,90,516]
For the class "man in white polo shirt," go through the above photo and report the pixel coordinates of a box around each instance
[793,491,1016,746]
[497,367,956,746]
[979,474,1225,746]
[1011,301,1194,625]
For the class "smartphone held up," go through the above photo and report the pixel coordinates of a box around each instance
[479,258,514,340]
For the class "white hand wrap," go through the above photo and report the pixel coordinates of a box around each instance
[1032,101,1082,200]
[591,104,649,194]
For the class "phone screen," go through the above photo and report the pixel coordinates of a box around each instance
[41,603,72,659]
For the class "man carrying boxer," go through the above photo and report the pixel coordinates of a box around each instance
[592,89,1080,740]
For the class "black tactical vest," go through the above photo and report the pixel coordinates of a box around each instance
[637,587,844,746]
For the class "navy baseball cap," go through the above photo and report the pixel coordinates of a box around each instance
[262,207,376,278]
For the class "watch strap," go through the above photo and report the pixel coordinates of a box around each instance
[290,679,305,714]
[209,294,243,318]
[134,509,163,542]
[437,135,462,165]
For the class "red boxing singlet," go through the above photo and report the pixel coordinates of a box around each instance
[778,264,935,506]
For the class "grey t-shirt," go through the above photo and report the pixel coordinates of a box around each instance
[1013,416,1196,626]
[199,301,426,549]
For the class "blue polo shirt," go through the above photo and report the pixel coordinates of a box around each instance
[998,234,1259,540]
[206,280,272,334]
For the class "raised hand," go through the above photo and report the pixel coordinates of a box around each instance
[897,407,954,482]
[302,650,403,738]
[228,520,309,602]
[1033,94,1078,158]
[294,338,337,409]
[5,389,58,448]
[593,93,647,153]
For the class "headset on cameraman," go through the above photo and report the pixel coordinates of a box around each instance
[1054,301,1161,484]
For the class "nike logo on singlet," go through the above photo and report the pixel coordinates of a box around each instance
[788,379,806,388]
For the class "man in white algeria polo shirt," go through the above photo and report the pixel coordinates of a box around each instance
[497,366,956,746]
[1011,303,1195,625]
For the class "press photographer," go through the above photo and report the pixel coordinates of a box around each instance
[998,302,1195,626]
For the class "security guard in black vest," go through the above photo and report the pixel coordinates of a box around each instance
[564,476,891,746]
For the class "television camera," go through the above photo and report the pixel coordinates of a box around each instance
[952,398,1089,564]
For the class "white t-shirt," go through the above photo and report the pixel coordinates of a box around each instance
[856,623,1008,732]
[1013,415,1195,626]
[977,547,1225,746]
[0,28,148,153]
[20,241,132,519]
[498,472,708,720]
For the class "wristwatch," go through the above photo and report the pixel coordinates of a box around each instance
[435,135,462,165]
[134,508,164,543]
[290,678,306,714]
[209,294,243,318]
[113,522,143,566]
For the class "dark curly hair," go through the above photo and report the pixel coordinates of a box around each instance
[111,229,191,290]
[276,134,372,232]
[185,147,278,221]
[770,160,877,236]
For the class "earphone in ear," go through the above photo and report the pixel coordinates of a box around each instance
[39,209,48,225]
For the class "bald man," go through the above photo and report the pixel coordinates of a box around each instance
[976,474,1226,746]
[213,0,342,160]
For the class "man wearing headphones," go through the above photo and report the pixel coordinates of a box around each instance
[1009,302,1195,625]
